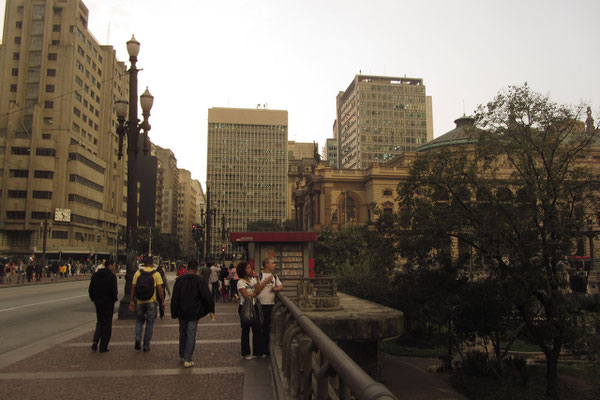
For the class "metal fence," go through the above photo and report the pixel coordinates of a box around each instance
[271,293,397,400]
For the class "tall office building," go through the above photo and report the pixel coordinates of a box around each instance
[0,0,129,259]
[336,75,433,169]
[207,107,288,256]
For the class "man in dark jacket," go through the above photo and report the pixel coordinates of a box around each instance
[171,260,214,367]
[88,259,118,353]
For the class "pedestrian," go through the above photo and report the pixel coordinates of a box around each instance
[227,263,239,301]
[236,261,269,360]
[257,258,283,357]
[129,256,165,352]
[176,264,187,277]
[26,263,33,283]
[35,263,42,282]
[156,265,171,318]
[209,262,221,303]
[170,260,214,368]
[200,262,211,284]
[5,262,13,284]
[89,259,118,353]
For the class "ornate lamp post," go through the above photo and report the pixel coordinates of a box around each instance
[115,35,154,319]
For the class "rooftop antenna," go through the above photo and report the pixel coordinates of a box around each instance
[463,99,466,116]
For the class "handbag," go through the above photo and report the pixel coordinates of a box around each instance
[241,297,264,327]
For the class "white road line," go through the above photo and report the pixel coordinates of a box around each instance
[112,323,239,328]
[0,366,245,380]
[0,295,88,313]
[63,339,240,346]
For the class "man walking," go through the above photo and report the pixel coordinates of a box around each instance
[89,259,118,353]
[171,260,214,367]
[257,258,283,356]
[129,256,165,352]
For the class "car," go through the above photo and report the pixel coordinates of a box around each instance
[117,266,127,279]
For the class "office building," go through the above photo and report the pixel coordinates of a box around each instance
[207,107,288,256]
[0,0,129,260]
[335,74,433,169]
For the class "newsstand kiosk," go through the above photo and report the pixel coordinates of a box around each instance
[229,231,318,297]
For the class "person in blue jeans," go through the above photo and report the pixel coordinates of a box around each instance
[171,260,214,367]
[129,256,165,352]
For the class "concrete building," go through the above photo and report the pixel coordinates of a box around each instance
[335,74,433,169]
[207,107,288,256]
[325,138,337,167]
[288,141,314,160]
[154,146,178,238]
[176,169,199,259]
[0,0,129,260]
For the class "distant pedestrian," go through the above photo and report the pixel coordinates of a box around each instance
[26,263,33,283]
[35,263,42,282]
[89,259,118,353]
[257,258,283,357]
[176,264,187,277]
[156,265,171,318]
[129,256,165,352]
[227,264,239,301]
[200,262,211,285]
[170,260,214,368]
[209,262,221,303]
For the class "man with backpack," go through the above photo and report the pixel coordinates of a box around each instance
[128,256,165,352]
[170,260,214,367]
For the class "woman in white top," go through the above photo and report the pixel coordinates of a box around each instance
[236,261,270,359]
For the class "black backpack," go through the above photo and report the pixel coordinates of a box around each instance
[135,270,157,301]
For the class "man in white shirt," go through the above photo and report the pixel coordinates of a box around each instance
[209,263,221,303]
[257,258,283,356]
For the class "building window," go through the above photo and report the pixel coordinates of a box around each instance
[11,147,30,155]
[13,52,20,60]
[46,84,55,93]
[48,53,57,61]
[53,24,61,32]
[6,211,26,220]
[44,101,54,109]
[16,21,22,29]
[33,191,53,199]
[9,169,28,177]
[51,40,60,45]
[73,107,81,117]
[383,189,393,196]
[44,117,53,125]
[47,69,56,77]
[42,133,51,139]
[7,190,27,198]
[10,84,17,92]
[36,148,56,157]
[12,68,18,76]
[52,231,68,239]
[34,170,54,178]
[14,37,21,44]
[31,211,49,220]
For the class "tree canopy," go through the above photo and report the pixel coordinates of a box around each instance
[397,84,599,399]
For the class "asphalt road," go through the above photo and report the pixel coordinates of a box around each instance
[0,279,126,355]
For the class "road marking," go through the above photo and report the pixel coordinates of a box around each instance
[0,366,245,380]
[62,339,240,347]
[0,295,88,313]
[112,323,240,328]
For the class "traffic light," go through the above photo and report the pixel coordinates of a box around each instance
[221,246,225,253]
[191,224,197,234]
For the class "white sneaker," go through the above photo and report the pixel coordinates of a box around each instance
[244,355,252,360]
[184,361,195,368]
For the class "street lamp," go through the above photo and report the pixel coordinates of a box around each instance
[116,35,154,319]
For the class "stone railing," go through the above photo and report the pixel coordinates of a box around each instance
[271,293,398,400]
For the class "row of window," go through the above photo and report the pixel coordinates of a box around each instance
[10,147,56,157]
[7,190,52,199]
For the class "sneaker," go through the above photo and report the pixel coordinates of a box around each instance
[244,355,252,360]
[91,342,98,352]
[259,354,267,358]
[143,345,150,352]
[184,361,195,368]
[134,339,141,350]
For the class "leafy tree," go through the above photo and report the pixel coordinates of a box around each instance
[397,84,599,399]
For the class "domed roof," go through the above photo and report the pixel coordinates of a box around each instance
[417,116,486,152]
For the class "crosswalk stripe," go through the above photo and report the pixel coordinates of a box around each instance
[0,367,245,380]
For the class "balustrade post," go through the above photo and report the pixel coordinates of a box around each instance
[289,338,301,398]
[316,361,332,400]
[299,337,315,400]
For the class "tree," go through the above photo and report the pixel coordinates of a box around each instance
[398,84,599,399]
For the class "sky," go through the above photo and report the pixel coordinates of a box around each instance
[1,0,599,185]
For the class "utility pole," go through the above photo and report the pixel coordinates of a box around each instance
[40,211,50,269]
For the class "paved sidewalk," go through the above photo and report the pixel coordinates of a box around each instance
[0,300,274,399]
[0,274,92,288]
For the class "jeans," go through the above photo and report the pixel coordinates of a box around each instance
[261,304,274,355]
[178,319,199,362]
[239,304,263,357]
[93,302,114,351]
[211,282,219,303]
[135,302,157,347]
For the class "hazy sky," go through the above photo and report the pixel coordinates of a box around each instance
[1,0,599,185]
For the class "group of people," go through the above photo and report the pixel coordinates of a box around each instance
[88,256,283,366]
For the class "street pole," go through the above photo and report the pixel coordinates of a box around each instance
[40,211,49,270]
[115,35,154,319]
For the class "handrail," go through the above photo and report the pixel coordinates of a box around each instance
[275,293,397,400]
